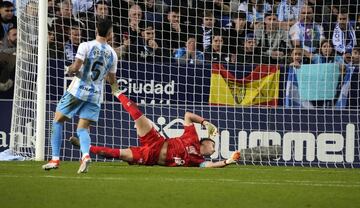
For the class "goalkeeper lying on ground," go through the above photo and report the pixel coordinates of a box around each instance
[70,89,281,168]
[70,89,240,167]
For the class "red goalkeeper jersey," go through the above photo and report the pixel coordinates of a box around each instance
[165,124,205,167]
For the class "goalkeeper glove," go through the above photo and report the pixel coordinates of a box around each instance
[225,151,240,165]
[110,82,120,96]
[202,120,218,140]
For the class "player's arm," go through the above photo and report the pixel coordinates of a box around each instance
[106,72,119,93]
[107,51,119,94]
[66,42,86,77]
[65,58,83,76]
[200,151,240,168]
[183,112,205,125]
[184,112,218,140]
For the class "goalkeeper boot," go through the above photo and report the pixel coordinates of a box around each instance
[69,136,80,147]
[77,155,91,174]
[42,159,60,171]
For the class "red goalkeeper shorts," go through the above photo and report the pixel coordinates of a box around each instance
[129,127,165,165]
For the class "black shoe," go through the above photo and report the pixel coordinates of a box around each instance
[69,136,80,147]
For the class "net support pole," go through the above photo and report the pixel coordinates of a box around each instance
[35,1,48,161]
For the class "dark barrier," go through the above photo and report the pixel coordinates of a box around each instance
[48,60,287,105]
[0,100,12,152]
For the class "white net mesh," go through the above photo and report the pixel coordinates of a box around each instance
[10,0,360,167]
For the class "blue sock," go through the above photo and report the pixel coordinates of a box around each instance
[51,121,63,158]
[77,128,90,156]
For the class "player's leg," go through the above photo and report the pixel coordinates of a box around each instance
[76,118,92,173]
[43,92,79,170]
[114,92,152,137]
[91,146,133,162]
[42,112,68,170]
[77,118,92,157]
[69,136,134,162]
[76,102,101,173]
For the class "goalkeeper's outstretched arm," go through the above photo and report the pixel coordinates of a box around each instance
[200,151,241,168]
[183,112,205,125]
[184,112,218,140]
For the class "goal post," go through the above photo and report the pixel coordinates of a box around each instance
[10,0,360,167]
[34,0,48,161]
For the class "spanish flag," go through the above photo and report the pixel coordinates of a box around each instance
[209,64,280,107]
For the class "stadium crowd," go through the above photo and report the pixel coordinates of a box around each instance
[0,0,359,107]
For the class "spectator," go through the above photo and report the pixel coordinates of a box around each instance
[194,0,231,27]
[48,27,58,59]
[288,47,310,69]
[307,0,334,26]
[229,0,241,12]
[232,33,266,64]
[139,0,168,22]
[71,0,94,18]
[311,39,344,64]
[129,21,169,63]
[174,37,204,65]
[255,13,289,64]
[0,1,16,42]
[349,46,360,109]
[331,12,357,55]
[204,34,230,63]
[82,0,109,41]
[121,4,143,46]
[161,7,191,54]
[238,0,272,23]
[276,0,304,29]
[165,0,197,26]
[114,33,130,60]
[342,49,353,67]
[223,11,252,54]
[110,0,135,30]
[64,25,81,64]
[51,0,82,58]
[289,4,325,54]
[48,0,57,18]
[0,26,16,97]
[196,10,220,52]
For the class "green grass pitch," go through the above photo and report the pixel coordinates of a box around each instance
[0,162,359,208]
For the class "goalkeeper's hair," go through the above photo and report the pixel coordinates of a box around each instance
[200,138,215,144]
[96,18,113,38]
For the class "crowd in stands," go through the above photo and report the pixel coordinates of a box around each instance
[42,0,360,67]
[0,0,359,107]
[0,0,16,98]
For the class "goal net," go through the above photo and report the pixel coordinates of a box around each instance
[11,0,360,167]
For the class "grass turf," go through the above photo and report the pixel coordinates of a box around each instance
[0,162,359,208]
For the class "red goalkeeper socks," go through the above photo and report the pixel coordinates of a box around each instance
[116,94,143,120]
[90,146,120,159]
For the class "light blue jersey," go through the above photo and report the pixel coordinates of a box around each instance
[67,40,118,104]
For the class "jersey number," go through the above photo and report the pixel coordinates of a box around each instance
[90,61,103,81]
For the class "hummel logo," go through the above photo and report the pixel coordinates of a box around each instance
[127,102,131,107]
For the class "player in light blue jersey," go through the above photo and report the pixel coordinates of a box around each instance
[42,18,119,173]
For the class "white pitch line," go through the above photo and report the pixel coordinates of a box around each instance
[0,174,359,188]
[0,163,359,173]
